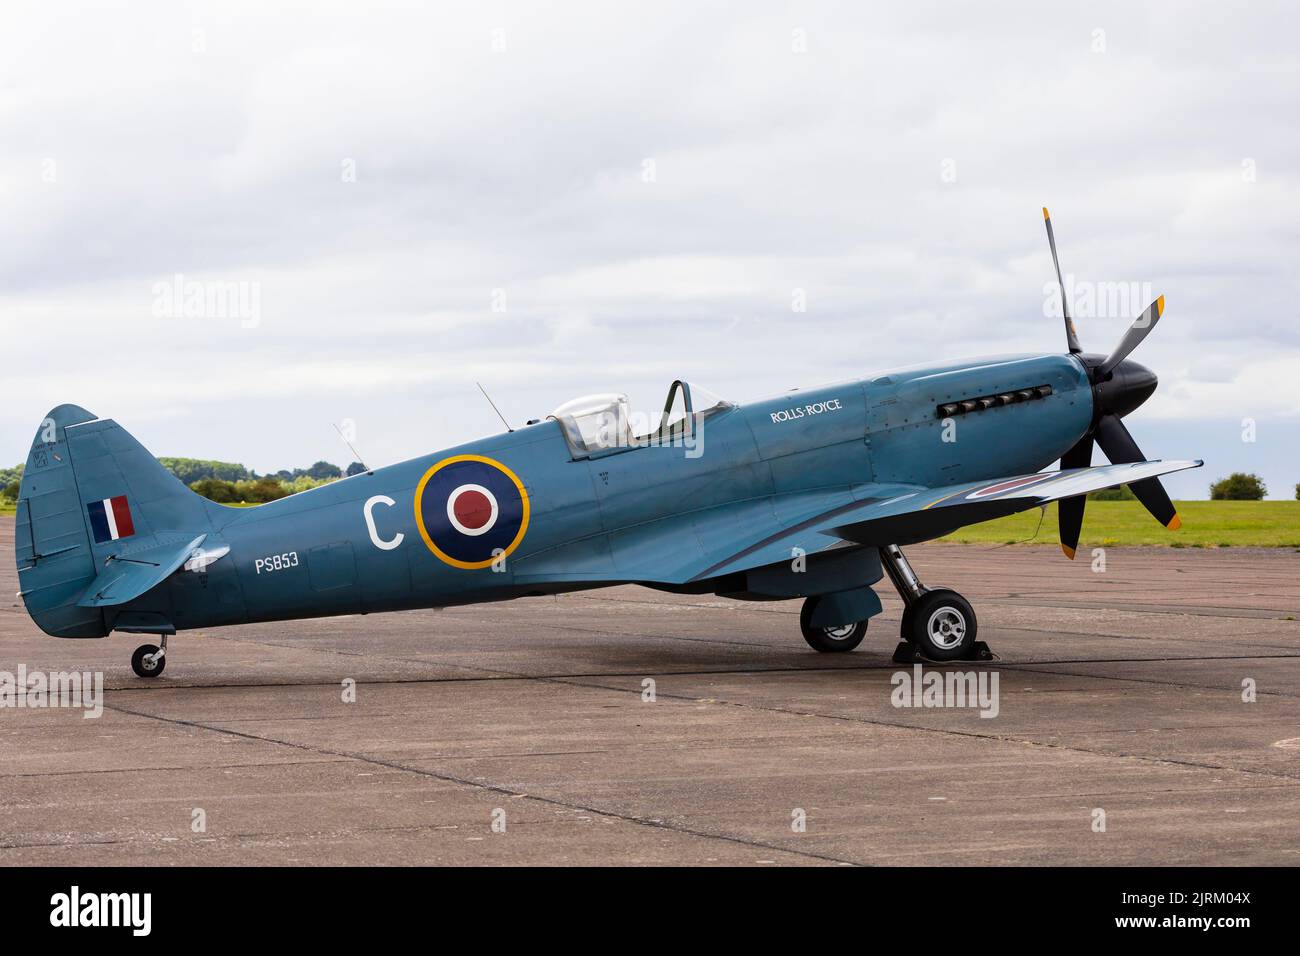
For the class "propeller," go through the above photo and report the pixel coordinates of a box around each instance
[1056,434,1093,560]
[1094,415,1180,530]
[1043,208,1180,558]
[1043,207,1083,354]
[1097,295,1164,379]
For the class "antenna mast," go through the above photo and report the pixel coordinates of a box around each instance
[333,423,371,475]
[477,382,514,432]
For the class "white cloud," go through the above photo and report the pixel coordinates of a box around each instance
[1,0,1297,493]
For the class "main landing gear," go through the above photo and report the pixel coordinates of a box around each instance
[130,634,168,678]
[880,545,991,663]
[798,546,989,659]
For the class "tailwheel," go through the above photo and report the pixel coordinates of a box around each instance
[131,642,166,678]
[905,589,977,662]
[799,596,867,653]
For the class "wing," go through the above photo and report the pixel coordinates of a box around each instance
[831,457,1202,542]
[511,459,1201,587]
[693,458,1203,581]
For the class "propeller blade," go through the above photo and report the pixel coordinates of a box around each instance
[1057,435,1093,559]
[1095,414,1181,530]
[1043,207,1083,354]
[1097,296,1164,379]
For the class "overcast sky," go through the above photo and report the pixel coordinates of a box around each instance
[2,1,1297,499]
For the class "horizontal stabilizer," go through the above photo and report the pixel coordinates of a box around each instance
[77,533,207,608]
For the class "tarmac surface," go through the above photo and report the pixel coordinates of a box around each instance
[1,514,1298,866]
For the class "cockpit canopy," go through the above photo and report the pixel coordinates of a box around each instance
[549,392,632,455]
[548,381,732,458]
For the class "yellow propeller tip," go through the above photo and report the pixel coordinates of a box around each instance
[1157,294,1165,316]
[1166,514,1181,531]
[1042,207,1050,219]
[1061,544,1076,560]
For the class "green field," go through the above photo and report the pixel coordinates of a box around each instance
[2,499,1297,547]
[939,500,1300,549]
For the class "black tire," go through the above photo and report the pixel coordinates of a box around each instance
[131,643,165,678]
[799,596,867,652]
[906,589,977,661]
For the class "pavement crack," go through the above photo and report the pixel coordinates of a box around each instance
[99,699,861,867]
[540,675,1300,784]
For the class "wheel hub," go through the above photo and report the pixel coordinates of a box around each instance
[926,607,967,649]
[823,623,856,640]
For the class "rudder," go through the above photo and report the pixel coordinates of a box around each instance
[16,405,215,638]
[16,406,105,636]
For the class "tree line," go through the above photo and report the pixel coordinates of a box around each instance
[0,461,1291,506]
[1,458,367,506]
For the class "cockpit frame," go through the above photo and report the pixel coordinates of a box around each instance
[547,380,733,460]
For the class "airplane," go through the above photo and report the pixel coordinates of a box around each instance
[13,210,1200,677]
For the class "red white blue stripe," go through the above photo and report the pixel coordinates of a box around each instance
[87,495,135,543]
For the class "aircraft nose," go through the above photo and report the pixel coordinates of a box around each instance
[1095,358,1158,419]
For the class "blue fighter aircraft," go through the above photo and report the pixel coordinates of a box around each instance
[15,210,1200,676]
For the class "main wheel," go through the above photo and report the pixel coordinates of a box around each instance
[799,597,867,652]
[131,643,165,678]
[906,589,976,661]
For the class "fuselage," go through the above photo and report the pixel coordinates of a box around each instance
[117,352,1093,633]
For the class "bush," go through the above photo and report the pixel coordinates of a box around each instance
[267,462,344,481]
[1089,485,1135,501]
[306,460,343,480]
[190,477,286,504]
[1,464,24,502]
[282,475,332,494]
[1209,472,1267,500]
[188,472,342,504]
[1295,482,1299,501]
[235,478,290,503]
[159,457,250,484]
[189,478,238,503]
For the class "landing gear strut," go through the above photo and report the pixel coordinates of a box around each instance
[879,545,990,662]
[131,634,167,678]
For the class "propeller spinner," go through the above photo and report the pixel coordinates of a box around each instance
[1042,208,1180,559]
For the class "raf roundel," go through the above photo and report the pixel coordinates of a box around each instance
[414,455,529,569]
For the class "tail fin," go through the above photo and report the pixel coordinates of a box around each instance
[16,405,213,638]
